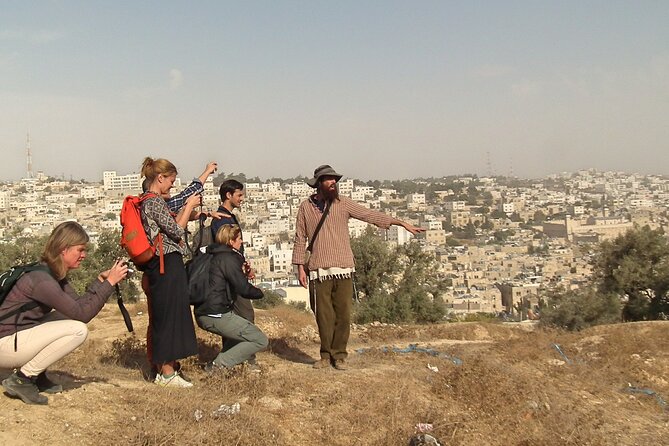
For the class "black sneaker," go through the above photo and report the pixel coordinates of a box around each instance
[2,372,48,405]
[35,371,63,394]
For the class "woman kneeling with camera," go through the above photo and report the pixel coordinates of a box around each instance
[0,221,128,405]
[194,225,268,371]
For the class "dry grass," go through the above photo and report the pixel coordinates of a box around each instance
[1,304,668,446]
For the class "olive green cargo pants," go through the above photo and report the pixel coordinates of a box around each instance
[309,277,353,361]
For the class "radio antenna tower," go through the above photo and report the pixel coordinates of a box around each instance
[485,151,494,177]
[508,154,514,178]
[26,132,34,179]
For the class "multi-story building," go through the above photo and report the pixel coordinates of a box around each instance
[387,225,413,246]
[444,201,466,211]
[270,249,293,273]
[338,179,354,196]
[102,171,141,191]
[258,218,290,236]
[0,191,10,210]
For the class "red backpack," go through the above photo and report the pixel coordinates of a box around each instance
[119,193,164,273]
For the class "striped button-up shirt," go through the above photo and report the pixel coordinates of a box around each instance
[292,196,394,270]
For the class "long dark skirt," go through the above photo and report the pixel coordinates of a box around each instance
[144,252,198,364]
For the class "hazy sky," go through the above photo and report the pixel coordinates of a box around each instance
[1,1,668,181]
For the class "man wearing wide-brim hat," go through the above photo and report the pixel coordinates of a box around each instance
[292,164,424,370]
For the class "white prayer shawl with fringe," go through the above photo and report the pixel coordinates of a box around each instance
[309,267,355,282]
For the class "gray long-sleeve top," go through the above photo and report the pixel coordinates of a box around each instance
[0,268,114,339]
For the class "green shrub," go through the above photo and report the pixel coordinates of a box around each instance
[288,301,308,312]
[540,287,621,331]
[254,289,284,309]
[462,312,498,323]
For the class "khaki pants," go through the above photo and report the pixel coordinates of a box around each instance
[196,313,268,368]
[223,297,258,363]
[309,277,352,361]
[0,313,88,376]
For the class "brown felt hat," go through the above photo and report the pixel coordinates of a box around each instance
[306,165,343,188]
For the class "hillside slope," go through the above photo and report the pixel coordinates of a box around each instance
[1,304,668,445]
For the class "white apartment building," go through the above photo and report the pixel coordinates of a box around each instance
[80,186,102,200]
[102,171,141,191]
[104,200,123,213]
[499,202,515,214]
[262,182,282,193]
[568,205,585,216]
[203,176,215,192]
[427,220,443,230]
[251,233,267,250]
[267,200,287,211]
[388,225,413,246]
[407,193,426,205]
[423,229,447,246]
[629,198,654,208]
[338,179,354,196]
[348,219,369,238]
[350,191,366,202]
[258,218,290,236]
[269,207,291,218]
[267,242,292,256]
[270,249,293,273]
[289,182,311,198]
[355,186,375,197]
[0,191,10,210]
[444,201,466,211]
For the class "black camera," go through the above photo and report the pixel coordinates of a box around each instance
[118,259,135,277]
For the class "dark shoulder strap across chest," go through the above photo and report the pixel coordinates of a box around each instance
[307,201,331,253]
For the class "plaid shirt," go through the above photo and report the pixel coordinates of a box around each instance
[292,196,393,270]
[165,179,204,213]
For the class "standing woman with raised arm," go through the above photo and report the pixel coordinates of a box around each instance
[140,157,201,387]
[0,221,128,405]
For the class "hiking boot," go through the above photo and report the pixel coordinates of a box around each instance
[2,372,48,405]
[35,371,63,394]
[246,363,262,374]
[313,359,331,369]
[203,361,231,374]
[154,372,193,388]
[333,359,348,371]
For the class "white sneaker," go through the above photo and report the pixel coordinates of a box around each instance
[154,373,193,388]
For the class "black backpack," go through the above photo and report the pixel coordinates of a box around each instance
[0,263,51,323]
[185,251,213,306]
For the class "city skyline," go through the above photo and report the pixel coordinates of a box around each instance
[2,2,669,181]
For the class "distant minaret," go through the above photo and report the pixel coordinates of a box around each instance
[26,132,34,179]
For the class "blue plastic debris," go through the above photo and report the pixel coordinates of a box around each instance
[355,343,463,366]
[551,343,573,364]
[622,386,668,410]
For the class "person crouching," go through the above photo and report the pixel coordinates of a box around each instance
[0,221,128,405]
[194,225,268,371]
